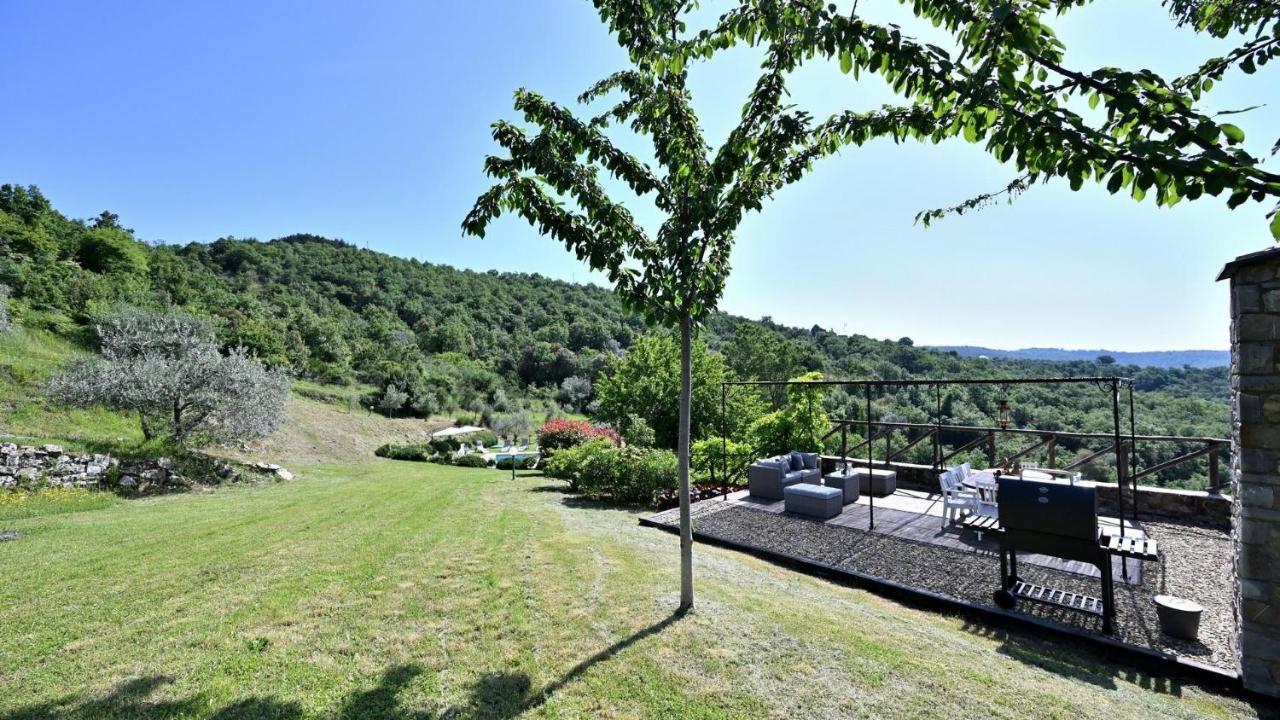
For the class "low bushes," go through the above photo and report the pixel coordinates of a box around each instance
[454,454,490,468]
[495,455,539,471]
[545,439,676,503]
[691,437,756,485]
[428,438,458,455]
[374,443,433,461]
[376,443,491,468]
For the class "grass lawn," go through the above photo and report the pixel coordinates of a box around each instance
[0,328,146,454]
[0,461,1272,720]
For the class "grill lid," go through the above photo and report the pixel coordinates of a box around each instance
[997,478,1098,541]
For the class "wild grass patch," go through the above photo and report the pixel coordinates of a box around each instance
[0,486,116,521]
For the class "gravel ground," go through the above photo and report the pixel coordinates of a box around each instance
[647,502,1236,671]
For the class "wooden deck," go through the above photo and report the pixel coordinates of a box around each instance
[714,488,1145,582]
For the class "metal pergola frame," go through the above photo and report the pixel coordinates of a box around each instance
[719,376,1138,534]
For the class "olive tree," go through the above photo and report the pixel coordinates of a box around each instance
[49,308,289,446]
[465,0,1279,612]
[492,411,535,444]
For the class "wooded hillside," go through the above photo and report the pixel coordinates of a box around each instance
[0,183,1230,486]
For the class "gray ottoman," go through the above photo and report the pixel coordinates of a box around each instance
[823,470,861,504]
[783,484,843,519]
[854,469,897,497]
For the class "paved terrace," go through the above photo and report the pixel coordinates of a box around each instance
[643,488,1236,675]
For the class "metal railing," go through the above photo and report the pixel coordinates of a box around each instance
[820,419,1228,494]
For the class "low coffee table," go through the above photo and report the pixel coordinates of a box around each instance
[823,469,861,504]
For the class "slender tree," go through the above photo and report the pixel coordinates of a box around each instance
[464,0,1279,611]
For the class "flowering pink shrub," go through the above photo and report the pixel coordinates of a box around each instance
[537,419,619,455]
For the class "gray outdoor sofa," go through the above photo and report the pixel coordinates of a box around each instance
[747,451,821,500]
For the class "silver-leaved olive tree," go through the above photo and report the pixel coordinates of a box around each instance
[49,307,290,447]
[465,0,1280,612]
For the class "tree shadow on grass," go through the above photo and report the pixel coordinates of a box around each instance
[0,612,687,720]
[961,620,1124,692]
[0,665,429,720]
[452,609,687,719]
[958,618,1278,715]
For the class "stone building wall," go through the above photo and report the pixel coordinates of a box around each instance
[1220,249,1280,698]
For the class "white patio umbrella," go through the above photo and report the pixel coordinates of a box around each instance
[430,425,485,439]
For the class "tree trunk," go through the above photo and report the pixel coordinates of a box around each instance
[678,314,694,611]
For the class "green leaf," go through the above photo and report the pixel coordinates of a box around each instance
[1195,123,1220,143]
[1271,212,1280,241]
[1222,124,1246,144]
[1131,183,1146,203]
[1088,93,1100,110]
[839,50,853,75]
[1106,171,1124,194]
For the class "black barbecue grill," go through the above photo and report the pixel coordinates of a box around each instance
[990,478,1116,632]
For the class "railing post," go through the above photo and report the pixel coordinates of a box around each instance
[1046,436,1056,468]
[933,384,942,474]
[1208,440,1221,494]
[1116,440,1129,509]
[841,423,847,467]
[987,432,996,467]
[932,428,940,474]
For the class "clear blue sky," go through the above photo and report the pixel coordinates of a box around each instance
[2,1,1276,350]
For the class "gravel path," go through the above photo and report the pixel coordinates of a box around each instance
[646,502,1236,671]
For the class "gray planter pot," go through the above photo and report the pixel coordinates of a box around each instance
[1154,595,1203,640]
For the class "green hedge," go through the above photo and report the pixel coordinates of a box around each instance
[454,454,490,468]
[692,437,757,485]
[495,455,539,471]
[374,443,433,461]
[544,439,676,503]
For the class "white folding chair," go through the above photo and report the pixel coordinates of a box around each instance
[939,469,979,528]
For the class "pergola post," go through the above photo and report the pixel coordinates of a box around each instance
[1218,249,1280,698]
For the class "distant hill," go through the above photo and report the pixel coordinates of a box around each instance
[931,346,1229,369]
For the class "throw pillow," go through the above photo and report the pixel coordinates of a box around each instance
[788,450,804,471]
[801,452,818,470]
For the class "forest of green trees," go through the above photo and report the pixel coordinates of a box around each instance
[0,184,1231,487]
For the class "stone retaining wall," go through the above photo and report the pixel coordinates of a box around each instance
[0,443,112,488]
[0,443,250,495]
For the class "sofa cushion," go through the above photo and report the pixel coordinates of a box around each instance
[801,452,819,470]
[788,450,805,471]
